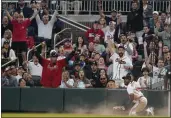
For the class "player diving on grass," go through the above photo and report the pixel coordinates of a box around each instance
[122,74,154,116]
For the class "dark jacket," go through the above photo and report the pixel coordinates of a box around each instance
[15,6,33,18]
[1,24,13,37]
[127,0,144,32]
[143,4,153,19]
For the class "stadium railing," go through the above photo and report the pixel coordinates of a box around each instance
[2,0,170,15]
[1,58,19,68]
[26,43,47,62]
[53,28,72,49]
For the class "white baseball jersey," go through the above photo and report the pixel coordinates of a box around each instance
[137,76,152,88]
[127,81,144,102]
[110,53,133,80]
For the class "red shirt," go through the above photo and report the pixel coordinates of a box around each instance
[85,28,104,43]
[11,19,31,42]
[26,36,34,49]
[41,58,66,88]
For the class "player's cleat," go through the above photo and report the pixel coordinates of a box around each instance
[146,107,154,116]
[129,111,137,116]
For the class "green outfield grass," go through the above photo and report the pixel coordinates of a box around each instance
[1,113,169,118]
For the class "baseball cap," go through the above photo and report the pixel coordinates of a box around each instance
[118,45,125,50]
[91,61,97,66]
[50,50,58,57]
[122,75,131,80]
[153,11,159,15]
[111,9,117,13]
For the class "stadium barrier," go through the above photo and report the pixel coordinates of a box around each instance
[1,58,19,69]
[1,87,169,115]
[2,0,170,14]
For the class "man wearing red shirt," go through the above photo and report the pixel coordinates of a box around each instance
[85,21,104,44]
[34,43,75,88]
[6,9,38,64]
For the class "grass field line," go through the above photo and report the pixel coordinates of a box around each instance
[1,113,169,118]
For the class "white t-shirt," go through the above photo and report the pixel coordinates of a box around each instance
[137,76,152,88]
[77,80,86,89]
[1,49,16,60]
[153,66,167,83]
[35,10,58,39]
[152,66,167,89]
[110,53,133,80]
[60,79,74,88]
[104,29,115,43]
[28,62,43,77]
[15,75,22,84]
[127,81,144,102]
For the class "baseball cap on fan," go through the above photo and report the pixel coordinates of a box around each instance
[111,9,117,13]
[122,74,131,80]
[153,11,159,15]
[50,50,58,57]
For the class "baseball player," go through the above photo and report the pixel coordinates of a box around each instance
[123,74,154,116]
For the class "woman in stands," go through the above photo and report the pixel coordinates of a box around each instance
[98,74,108,88]
[99,68,107,77]
[98,17,107,33]
[1,40,16,65]
[98,57,107,70]
[73,36,87,54]
[19,78,27,88]
[74,70,92,88]
[1,29,12,47]
[164,52,171,66]
[106,80,118,89]
[137,67,152,89]
[60,70,74,88]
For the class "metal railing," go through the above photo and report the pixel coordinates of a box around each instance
[52,0,171,14]
[58,15,90,30]
[2,0,170,14]
[26,43,47,62]
[59,18,88,32]
[1,58,19,68]
[53,28,73,49]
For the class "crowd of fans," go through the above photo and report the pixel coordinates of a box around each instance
[1,0,171,90]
